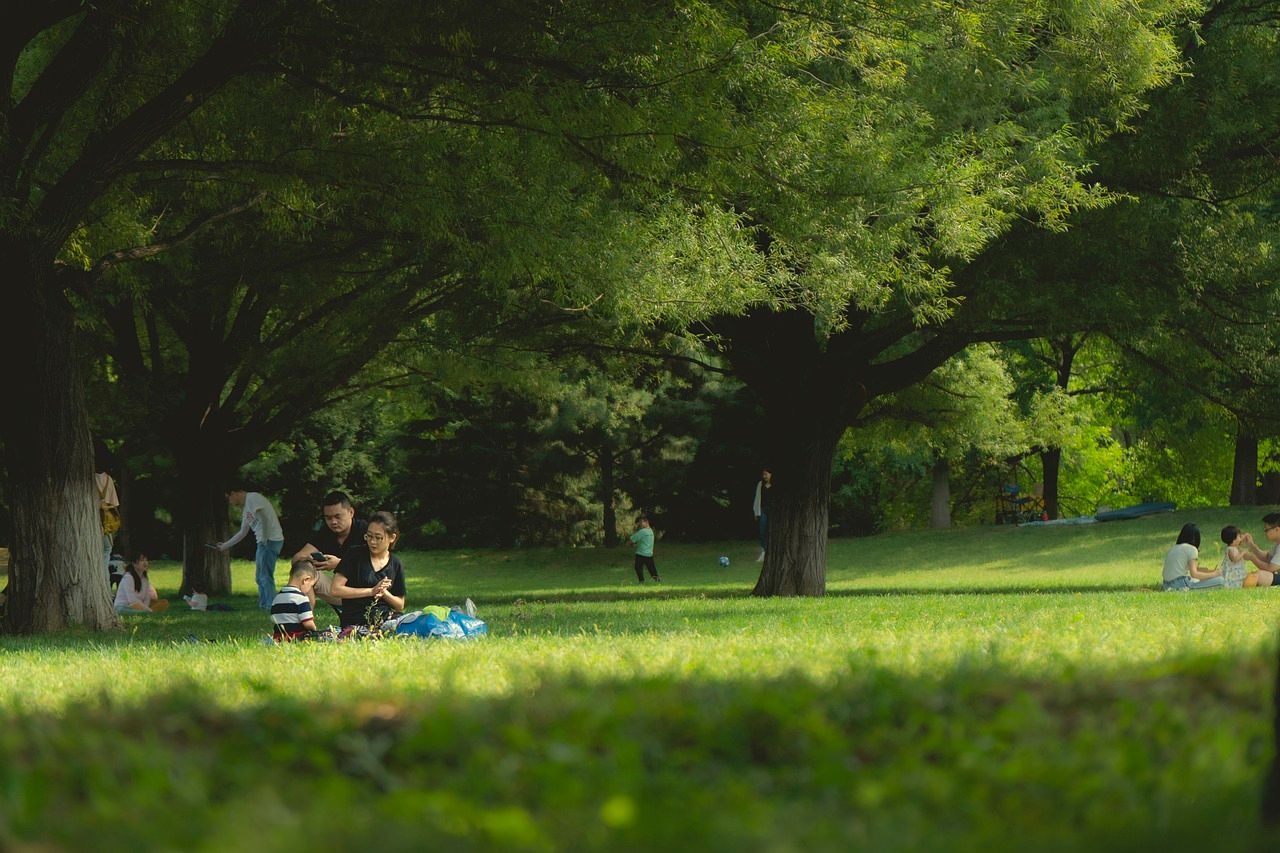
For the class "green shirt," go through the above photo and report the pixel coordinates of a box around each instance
[630,527,654,557]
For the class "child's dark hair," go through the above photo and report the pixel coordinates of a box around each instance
[1263,512,1280,528]
[1176,523,1201,548]
[1221,525,1241,546]
[368,510,399,544]
[289,560,318,583]
[636,515,649,525]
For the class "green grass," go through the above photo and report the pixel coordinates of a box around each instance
[4,507,1280,850]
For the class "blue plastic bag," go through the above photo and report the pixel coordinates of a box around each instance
[394,608,487,639]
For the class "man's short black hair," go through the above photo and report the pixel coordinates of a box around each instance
[1264,512,1280,528]
[322,491,354,509]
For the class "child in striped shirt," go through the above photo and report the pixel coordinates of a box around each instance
[271,561,319,641]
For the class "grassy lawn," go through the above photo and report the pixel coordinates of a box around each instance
[3,507,1280,850]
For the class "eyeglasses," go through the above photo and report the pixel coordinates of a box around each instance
[364,532,389,543]
[1266,526,1278,533]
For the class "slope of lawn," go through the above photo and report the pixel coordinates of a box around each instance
[2,506,1279,851]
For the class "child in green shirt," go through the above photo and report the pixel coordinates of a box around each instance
[630,515,660,583]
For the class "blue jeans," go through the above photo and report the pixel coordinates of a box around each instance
[1163,575,1225,591]
[103,534,113,576]
[256,540,284,610]
[758,511,769,550]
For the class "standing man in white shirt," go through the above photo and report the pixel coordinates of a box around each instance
[214,486,285,610]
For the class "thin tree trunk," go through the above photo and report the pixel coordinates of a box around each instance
[1230,424,1258,506]
[2,264,118,633]
[113,463,132,558]
[176,439,232,595]
[930,459,952,529]
[1037,336,1080,520]
[601,449,619,548]
[1041,448,1062,520]
[1262,472,1280,506]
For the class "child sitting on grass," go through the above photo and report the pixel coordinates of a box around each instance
[1218,525,1258,589]
[270,561,318,642]
[113,551,170,613]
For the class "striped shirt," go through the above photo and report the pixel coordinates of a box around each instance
[270,585,314,640]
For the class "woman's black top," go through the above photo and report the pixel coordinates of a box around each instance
[334,547,405,627]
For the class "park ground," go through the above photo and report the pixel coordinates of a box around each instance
[3,508,1280,851]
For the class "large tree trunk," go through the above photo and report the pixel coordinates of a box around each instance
[601,448,619,548]
[175,435,233,595]
[1230,423,1258,506]
[752,416,842,597]
[1041,447,1062,520]
[2,263,118,633]
[930,459,952,529]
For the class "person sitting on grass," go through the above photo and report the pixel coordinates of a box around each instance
[330,510,406,627]
[1232,511,1280,586]
[630,515,660,583]
[271,561,319,642]
[113,551,170,613]
[1218,525,1271,588]
[290,490,367,617]
[1161,523,1224,591]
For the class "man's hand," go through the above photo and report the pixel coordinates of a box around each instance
[311,553,340,571]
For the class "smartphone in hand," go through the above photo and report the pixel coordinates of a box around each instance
[310,551,326,562]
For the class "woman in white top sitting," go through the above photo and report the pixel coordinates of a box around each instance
[113,552,170,613]
[1162,523,1225,591]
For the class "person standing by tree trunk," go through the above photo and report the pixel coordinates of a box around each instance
[752,467,773,563]
[214,487,284,611]
[94,440,121,580]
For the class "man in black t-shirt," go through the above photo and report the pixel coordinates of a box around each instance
[291,490,368,612]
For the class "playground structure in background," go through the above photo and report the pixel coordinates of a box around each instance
[995,482,1046,525]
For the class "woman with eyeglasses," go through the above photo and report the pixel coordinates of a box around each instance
[330,510,406,627]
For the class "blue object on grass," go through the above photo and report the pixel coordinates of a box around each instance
[394,608,488,639]
[1094,502,1177,522]
[718,555,730,567]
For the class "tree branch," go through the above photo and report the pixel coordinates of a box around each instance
[34,0,294,256]
[91,192,267,275]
